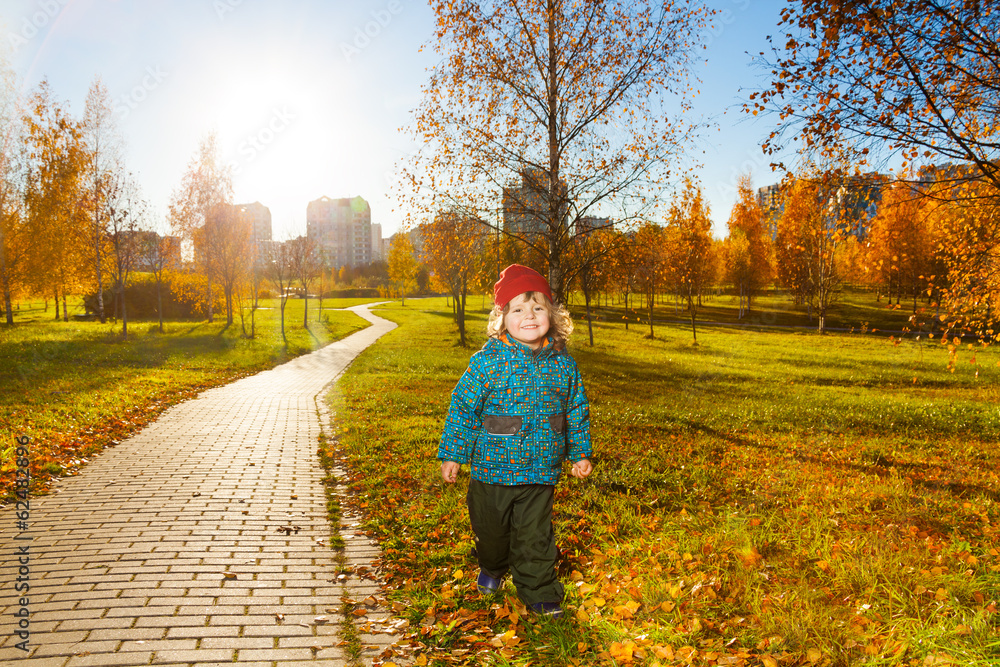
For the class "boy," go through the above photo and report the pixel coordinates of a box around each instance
[438,264,593,618]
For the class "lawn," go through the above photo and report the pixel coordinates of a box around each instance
[0,297,373,500]
[323,293,999,667]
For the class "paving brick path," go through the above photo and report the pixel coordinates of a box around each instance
[1,304,399,666]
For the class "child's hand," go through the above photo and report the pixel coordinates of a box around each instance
[570,458,593,479]
[441,461,460,483]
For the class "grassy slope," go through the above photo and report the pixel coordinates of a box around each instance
[326,295,999,667]
[1,297,373,499]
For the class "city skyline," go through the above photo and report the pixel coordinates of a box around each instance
[1,0,790,240]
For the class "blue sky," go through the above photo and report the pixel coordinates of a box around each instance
[1,0,790,240]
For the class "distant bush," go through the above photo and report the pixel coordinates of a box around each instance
[83,270,225,320]
[320,288,381,299]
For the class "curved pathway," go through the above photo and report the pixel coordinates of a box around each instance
[1,304,397,666]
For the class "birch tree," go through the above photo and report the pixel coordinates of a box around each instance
[168,132,232,322]
[421,209,485,346]
[402,0,713,303]
[22,80,87,322]
[81,77,122,324]
[725,175,772,318]
[0,57,26,325]
[287,234,320,328]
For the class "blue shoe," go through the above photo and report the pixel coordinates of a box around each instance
[476,570,504,595]
[528,601,564,618]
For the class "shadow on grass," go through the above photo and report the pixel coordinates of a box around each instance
[682,418,1000,506]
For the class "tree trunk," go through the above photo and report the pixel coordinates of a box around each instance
[279,297,287,342]
[648,295,654,339]
[54,287,60,320]
[303,288,309,328]
[156,278,164,333]
[456,278,468,347]
[689,285,697,343]
[546,0,564,306]
[95,233,105,323]
[584,281,594,347]
[318,269,324,322]
[1,250,13,324]
[121,286,128,340]
[207,273,214,322]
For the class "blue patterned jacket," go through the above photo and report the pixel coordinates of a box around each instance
[438,333,592,486]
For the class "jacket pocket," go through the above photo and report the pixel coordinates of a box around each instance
[548,414,567,434]
[483,414,522,436]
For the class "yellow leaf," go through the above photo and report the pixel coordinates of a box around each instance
[609,641,635,663]
[935,587,948,601]
[762,654,779,667]
[453,569,464,580]
[653,645,675,660]
[806,647,822,663]
[415,655,428,666]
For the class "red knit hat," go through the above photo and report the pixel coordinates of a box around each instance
[493,264,552,307]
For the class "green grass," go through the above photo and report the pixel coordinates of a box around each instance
[0,297,374,499]
[325,294,1000,667]
[575,285,950,337]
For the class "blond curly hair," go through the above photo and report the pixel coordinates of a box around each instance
[486,291,574,350]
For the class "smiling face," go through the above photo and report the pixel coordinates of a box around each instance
[503,292,551,350]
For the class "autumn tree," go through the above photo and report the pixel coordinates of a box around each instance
[104,171,147,340]
[752,0,1000,333]
[0,57,27,325]
[141,228,178,334]
[609,228,648,331]
[387,233,418,306]
[774,174,852,334]
[570,225,616,345]
[927,180,1000,337]
[287,234,320,328]
[265,241,294,343]
[421,209,485,346]
[22,80,87,322]
[725,174,771,318]
[664,180,714,343]
[168,132,232,322]
[81,76,122,324]
[203,203,254,327]
[864,178,936,311]
[631,222,668,339]
[402,0,713,303]
[753,0,999,187]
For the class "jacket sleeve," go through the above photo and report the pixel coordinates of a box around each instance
[437,354,490,464]
[565,358,593,463]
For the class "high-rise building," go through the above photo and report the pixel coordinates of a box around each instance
[306,196,372,268]
[502,168,568,239]
[236,201,272,242]
[575,216,609,236]
[756,175,884,241]
[370,223,383,262]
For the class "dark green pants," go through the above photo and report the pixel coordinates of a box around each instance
[467,479,563,605]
